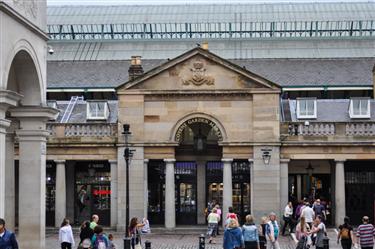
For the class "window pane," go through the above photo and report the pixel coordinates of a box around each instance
[300,100,307,116]
[307,100,314,115]
[360,100,368,115]
[353,100,361,115]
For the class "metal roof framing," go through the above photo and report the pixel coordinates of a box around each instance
[48,20,375,41]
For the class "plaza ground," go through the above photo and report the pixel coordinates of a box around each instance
[45,227,341,249]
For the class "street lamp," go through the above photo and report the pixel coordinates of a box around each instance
[123,124,133,249]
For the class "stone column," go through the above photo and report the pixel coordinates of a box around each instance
[143,159,149,219]
[0,118,11,218]
[5,131,16,231]
[222,158,233,226]
[11,106,58,249]
[280,159,290,214]
[55,160,66,227]
[296,175,302,201]
[109,160,118,228]
[0,90,21,219]
[164,158,176,229]
[249,159,254,215]
[335,160,346,226]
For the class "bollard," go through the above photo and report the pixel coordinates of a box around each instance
[124,237,131,249]
[323,236,330,249]
[145,240,152,249]
[199,234,205,249]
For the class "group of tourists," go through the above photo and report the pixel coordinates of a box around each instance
[58,214,117,249]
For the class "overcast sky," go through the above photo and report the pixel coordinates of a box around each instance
[47,0,374,5]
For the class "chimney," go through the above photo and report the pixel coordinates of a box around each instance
[128,56,144,81]
[201,41,209,50]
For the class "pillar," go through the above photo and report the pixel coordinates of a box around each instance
[164,158,175,229]
[5,131,15,231]
[335,160,346,226]
[143,159,148,219]
[0,90,21,219]
[109,160,118,228]
[55,160,66,227]
[65,161,75,222]
[11,106,58,249]
[297,175,302,201]
[222,158,233,226]
[280,159,290,215]
[0,118,11,218]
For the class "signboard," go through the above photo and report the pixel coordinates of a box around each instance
[175,117,223,142]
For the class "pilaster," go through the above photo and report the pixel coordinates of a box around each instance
[143,159,149,219]
[55,160,66,227]
[109,160,118,228]
[280,159,290,216]
[335,160,346,226]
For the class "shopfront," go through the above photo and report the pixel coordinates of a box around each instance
[74,161,111,226]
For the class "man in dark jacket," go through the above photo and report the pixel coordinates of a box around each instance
[0,218,18,249]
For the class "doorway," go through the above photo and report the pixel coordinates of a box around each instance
[175,162,197,225]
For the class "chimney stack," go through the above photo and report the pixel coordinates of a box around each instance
[128,56,144,81]
[202,41,209,50]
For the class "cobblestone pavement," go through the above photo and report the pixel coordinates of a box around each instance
[45,228,341,249]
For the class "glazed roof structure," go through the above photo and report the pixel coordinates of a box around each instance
[47,2,375,40]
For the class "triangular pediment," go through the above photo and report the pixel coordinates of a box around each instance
[116,47,280,92]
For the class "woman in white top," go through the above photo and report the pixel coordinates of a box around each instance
[207,208,220,244]
[59,218,75,249]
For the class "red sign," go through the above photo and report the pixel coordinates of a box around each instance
[93,189,111,195]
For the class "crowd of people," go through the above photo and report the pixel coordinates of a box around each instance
[204,198,375,249]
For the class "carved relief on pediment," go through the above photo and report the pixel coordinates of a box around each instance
[12,0,38,19]
[182,59,215,86]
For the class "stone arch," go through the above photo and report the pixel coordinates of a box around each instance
[170,112,228,142]
[4,39,44,106]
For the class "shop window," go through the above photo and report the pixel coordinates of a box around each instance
[296,98,317,119]
[349,98,370,118]
[87,101,109,120]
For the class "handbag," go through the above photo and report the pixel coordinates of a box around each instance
[135,242,142,249]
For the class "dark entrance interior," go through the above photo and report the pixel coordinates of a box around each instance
[345,161,375,225]
[46,161,56,226]
[232,160,251,224]
[74,161,111,226]
[175,162,197,225]
[147,160,165,225]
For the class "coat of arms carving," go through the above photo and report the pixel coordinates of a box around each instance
[182,60,214,86]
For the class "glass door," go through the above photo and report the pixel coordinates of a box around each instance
[232,161,251,225]
[175,162,197,225]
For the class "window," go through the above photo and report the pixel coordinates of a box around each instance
[296,98,317,119]
[87,101,109,120]
[349,98,370,118]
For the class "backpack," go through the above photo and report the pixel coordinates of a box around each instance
[94,235,107,249]
[341,227,350,240]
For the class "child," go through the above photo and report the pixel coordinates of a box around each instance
[141,218,151,234]
[108,234,117,249]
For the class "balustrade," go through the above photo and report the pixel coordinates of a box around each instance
[47,123,117,137]
[345,123,375,136]
[288,122,335,136]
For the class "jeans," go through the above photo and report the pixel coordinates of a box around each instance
[282,216,293,235]
[245,241,258,249]
[61,242,72,249]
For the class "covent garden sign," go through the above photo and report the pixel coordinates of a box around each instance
[175,117,223,143]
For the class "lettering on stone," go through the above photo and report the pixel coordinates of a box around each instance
[182,59,215,86]
[175,117,223,142]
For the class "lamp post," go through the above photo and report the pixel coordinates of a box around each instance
[123,124,132,249]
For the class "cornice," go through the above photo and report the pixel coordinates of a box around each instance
[0,2,49,41]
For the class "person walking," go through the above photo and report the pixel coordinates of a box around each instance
[301,202,315,229]
[90,214,99,230]
[258,217,268,249]
[58,218,75,249]
[313,199,326,222]
[282,202,294,235]
[0,218,18,249]
[337,216,355,249]
[91,225,109,249]
[215,204,222,235]
[128,217,145,249]
[308,216,326,249]
[242,215,260,249]
[79,220,94,248]
[207,208,220,244]
[295,216,310,241]
[266,212,280,249]
[356,216,375,249]
[223,219,244,249]
[226,207,238,226]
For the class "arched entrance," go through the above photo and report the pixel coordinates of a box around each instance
[0,47,57,249]
[174,116,224,225]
